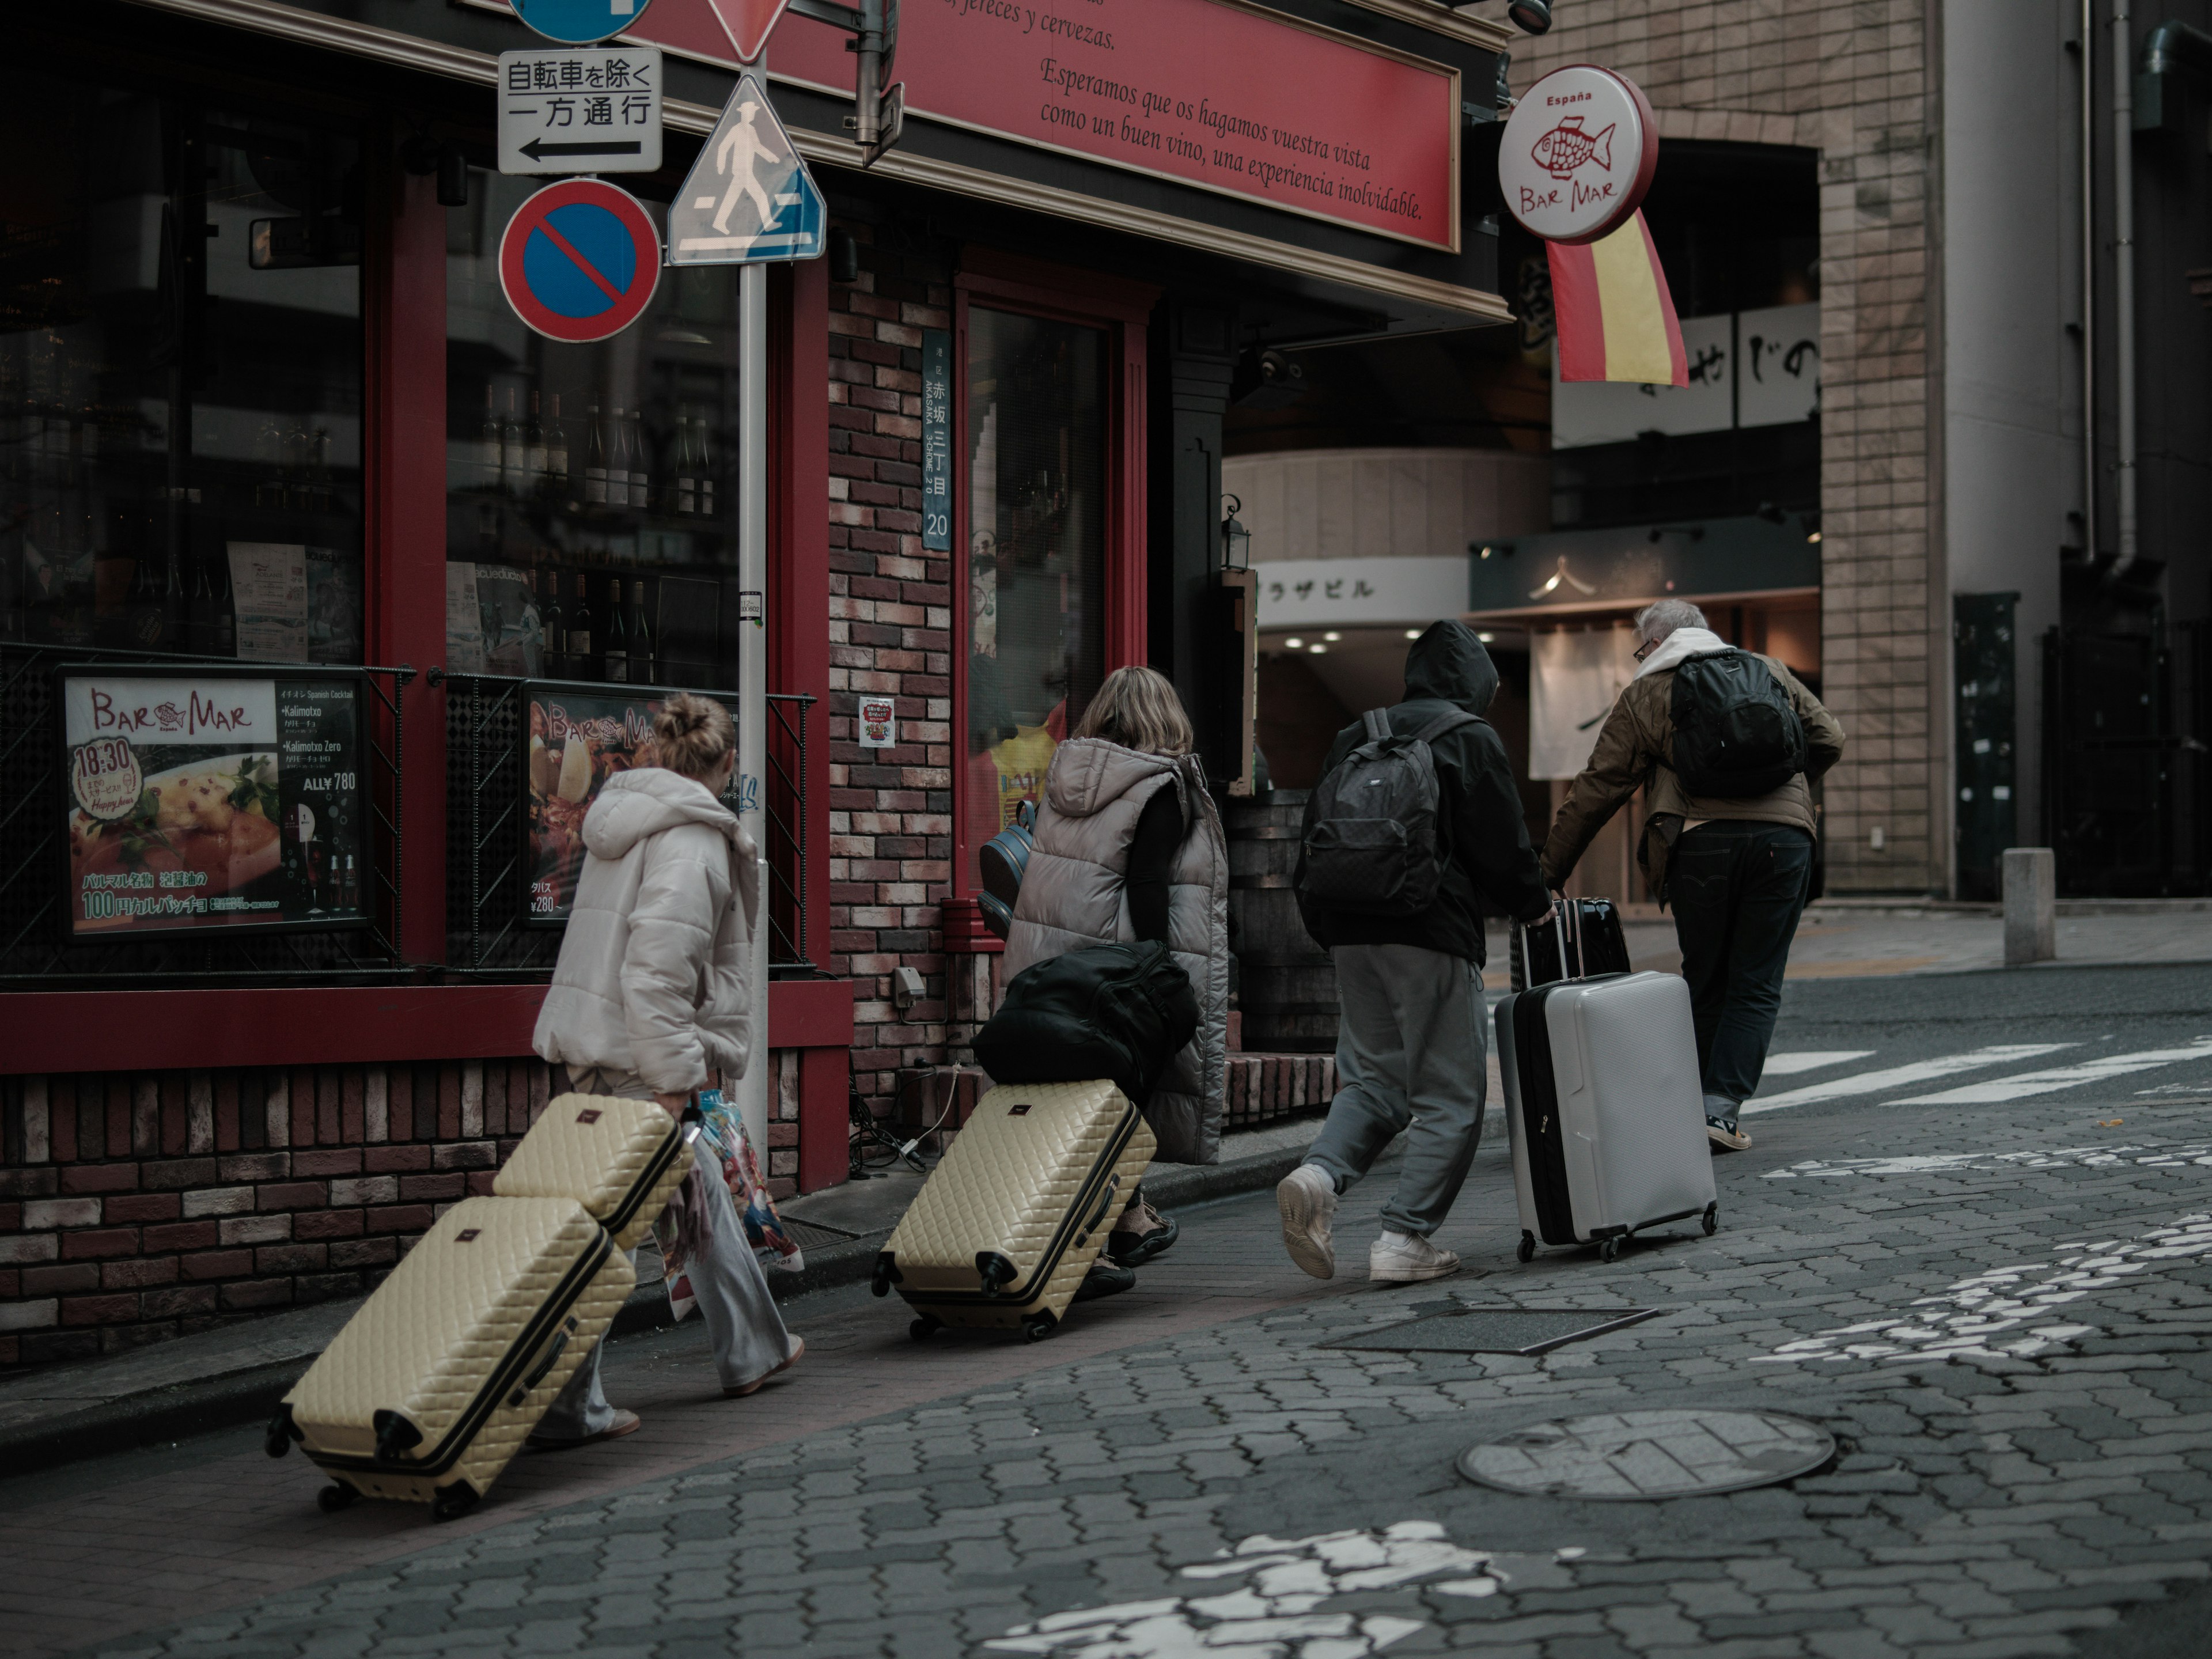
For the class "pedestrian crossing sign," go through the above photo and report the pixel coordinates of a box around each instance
[667,73,825,266]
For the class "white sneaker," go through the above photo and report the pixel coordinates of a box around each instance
[1277,1164,1338,1279]
[1369,1230,1460,1283]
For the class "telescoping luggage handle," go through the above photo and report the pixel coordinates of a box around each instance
[1515,895,1586,983]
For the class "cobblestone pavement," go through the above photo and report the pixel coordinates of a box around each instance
[12,967,2212,1659]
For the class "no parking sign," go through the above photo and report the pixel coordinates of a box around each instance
[498,177,661,343]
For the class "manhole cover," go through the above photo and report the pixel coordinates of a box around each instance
[1457,1410,1834,1499]
[1324,1306,1660,1357]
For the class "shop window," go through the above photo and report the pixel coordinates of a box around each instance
[443,169,741,691]
[960,306,1107,888]
[0,85,365,660]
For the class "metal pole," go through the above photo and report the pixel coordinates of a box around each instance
[2080,0,2096,567]
[735,261,772,1157]
[2109,0,2139,582]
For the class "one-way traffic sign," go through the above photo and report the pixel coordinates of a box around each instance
[666,73,825,264]
[498,47,663,175]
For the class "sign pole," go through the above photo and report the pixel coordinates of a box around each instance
[735,259,771,1159]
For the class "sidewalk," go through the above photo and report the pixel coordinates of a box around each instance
[1486,896,2212,986]
[0,1115,1328,1476]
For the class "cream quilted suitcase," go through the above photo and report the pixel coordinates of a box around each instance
[872,1080,1154,1342]
[266,1196,634,1520]
[494,1092,693,1249]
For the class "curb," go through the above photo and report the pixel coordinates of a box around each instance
[0,1133,1313,1478]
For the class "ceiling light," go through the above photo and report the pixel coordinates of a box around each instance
[1405,628,1422,639]
[1478,632,1495,643]
[1284,637,1303,649]
[1309,643,1327,654]
[1807,531,1823,544]
[1323,631,1341,642]
[1478,544,1493,559]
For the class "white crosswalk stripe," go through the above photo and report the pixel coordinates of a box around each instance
[1762,1051,1876,1077]
[1741,1044,2076,1116]
[1894,1037,2212,1104]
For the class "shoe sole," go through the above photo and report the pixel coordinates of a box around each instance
[1277,1177,1336,1280]
[1369,1259,1461,1283]
[527,1410,641,1450]
[1707,1127,1751,1152]
[1105,1217,1180,1269]
[724,1336,805,1397]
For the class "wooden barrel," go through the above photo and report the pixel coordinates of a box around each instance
[1227,790,1339,1054]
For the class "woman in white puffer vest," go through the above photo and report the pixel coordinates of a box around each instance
[1003,666,1232,1268]
[528,693,801,1446]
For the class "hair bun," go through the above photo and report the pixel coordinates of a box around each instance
[650,692,736,781]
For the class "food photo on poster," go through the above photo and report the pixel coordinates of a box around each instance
[525,684,736,921]
[61,669,369,939]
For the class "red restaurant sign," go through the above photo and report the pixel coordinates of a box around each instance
[604,0,1462,252]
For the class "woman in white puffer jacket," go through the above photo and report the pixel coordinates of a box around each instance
[528,694,801,1446]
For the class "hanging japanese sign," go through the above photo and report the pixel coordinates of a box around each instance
[921,328,951,551]
[666,73,826,264]
[61,667,369,939]
[498,177,664,340]
[498,47,664,173]
[1498,65,1658,244]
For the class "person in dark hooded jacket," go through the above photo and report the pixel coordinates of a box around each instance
[1276,623,1554,1283]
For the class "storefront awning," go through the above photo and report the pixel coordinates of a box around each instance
[1467,511,1820,619]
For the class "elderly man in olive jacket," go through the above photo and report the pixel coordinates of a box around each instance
[1541,599,1845,1151]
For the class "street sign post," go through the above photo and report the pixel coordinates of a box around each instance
[497,178,662,342]
[510,0,658,45]
[666,73,826,265]
[704,0,793,63]
[498,47,663,175]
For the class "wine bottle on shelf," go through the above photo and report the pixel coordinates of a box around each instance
[567,572,594,681]
[630,579,654,684]
[479,386,501,493]
[544,393,569,497]
[525,391,547,488]
[673,412,697,516]
[539,567,564,675]
[604,574,628,683]
[501,388,524,497]
[626,408,650,513]
[607,406,631,510]
[695,415,717,518]
[584,404,608,506]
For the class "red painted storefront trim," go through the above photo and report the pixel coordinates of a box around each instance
[0,979,856,1076]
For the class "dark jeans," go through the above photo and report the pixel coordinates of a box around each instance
[1669,820,1814,1107]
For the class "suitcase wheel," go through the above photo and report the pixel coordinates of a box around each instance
[317,1483,359,1514]
[1702,1203,1719,1237]
[1515,1232,1535,1265]
[910,1315,942,1342]
[430,1482,480,1524]
[1020,1312,1058,1344]
[1598,1236,1624,1264]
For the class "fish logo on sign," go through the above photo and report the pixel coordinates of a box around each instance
[1531,115,1615,180]
[667,72,825,265]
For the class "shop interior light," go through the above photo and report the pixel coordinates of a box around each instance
[1478,544,1493,559]
[1478,632,1495,643]
[1285,637,1304,649]
[1405,628,1422,639]
[1309,643,1327,654]
[1808,530,1823,544]
[1323,631,1341,642]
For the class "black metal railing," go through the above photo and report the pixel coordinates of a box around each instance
[0,640,412,986]
[439,672,815,976]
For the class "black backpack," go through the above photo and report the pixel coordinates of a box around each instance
[1297,707,1476,915]
[972,941,1200,1107]
[1669,650,1806,798]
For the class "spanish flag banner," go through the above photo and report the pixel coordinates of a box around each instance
[1548,210,1687,387]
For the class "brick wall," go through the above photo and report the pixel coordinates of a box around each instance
[825,218,961,1113]
[1510,0,1942,892]
[0,1051,810,1367]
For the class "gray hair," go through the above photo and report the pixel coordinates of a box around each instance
[1634,598,1707,645]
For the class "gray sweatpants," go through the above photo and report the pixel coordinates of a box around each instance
[533,1069,797,1441]
[1304,942,1488,1239]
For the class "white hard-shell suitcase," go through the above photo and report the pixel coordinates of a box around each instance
[1495,900,1717,1263]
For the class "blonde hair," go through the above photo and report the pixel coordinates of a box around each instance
[653,692,736,781]
[1074,665,1194,757]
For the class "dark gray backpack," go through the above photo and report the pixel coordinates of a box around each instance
[1297,707,1476,915]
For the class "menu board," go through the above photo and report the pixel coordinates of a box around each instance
[60,667,369,939]
[526,684,735,925]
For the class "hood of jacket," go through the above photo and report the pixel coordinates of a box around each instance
[1402,620,1499,715]
[1633,624,1732,681]
[582,767,741,861]
[1043,737,1181,820]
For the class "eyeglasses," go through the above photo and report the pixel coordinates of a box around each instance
[1633,638,1660,661]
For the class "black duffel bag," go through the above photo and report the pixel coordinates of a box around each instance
[973,941,1200,1108]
